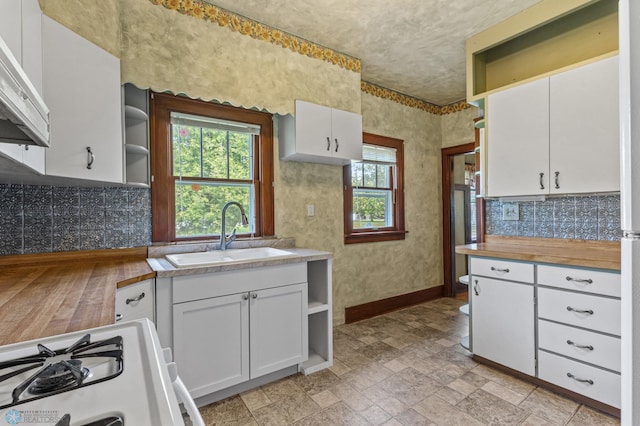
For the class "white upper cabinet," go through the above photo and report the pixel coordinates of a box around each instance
[42,16,123,183]
[487,78,550,197]
[21,0,43,95]
[487,56,619,197]
[279,100,362,165]
[550,56,619,194]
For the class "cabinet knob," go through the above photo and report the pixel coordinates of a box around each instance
[251,292,258,299]
[242,293,249,300]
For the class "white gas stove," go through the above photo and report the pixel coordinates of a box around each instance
[0,319,186,426]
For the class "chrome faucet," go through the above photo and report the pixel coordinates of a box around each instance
[219,201,249,250]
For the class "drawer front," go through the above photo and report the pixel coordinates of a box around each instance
[173,263,307,303]
[470,257,534,283]
[538,288,620,336]
[116,279,154,322]
[538,350,620,409]
[538,320,620,372]
[538,265,620,297]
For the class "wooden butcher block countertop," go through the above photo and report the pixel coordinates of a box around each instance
[0,248,154,346]
[456,236,621,271]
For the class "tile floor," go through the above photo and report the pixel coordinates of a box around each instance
[192,297,620,425]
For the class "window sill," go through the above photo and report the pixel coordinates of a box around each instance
[344,230,407,245]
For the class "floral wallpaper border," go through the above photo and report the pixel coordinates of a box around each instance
[149,0,361,73]
[361,81,473,116]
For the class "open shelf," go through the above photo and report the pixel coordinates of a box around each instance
[124,105,149,124]
[459,304,469,316]
[459,335,470,351]
[125,144,149,156]
[308,301,329,315]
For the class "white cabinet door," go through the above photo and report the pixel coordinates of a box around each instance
[173,293,250,398]
[21,145,44,174]
[550,56,619,194]
[21,0,43,95]
[0,1,22,64]
[42,16,123,183]
[295,100,333,157]
[250,283,308,379]
[487,77,550,197]
[471,276,535,375]
[331,108,362,162]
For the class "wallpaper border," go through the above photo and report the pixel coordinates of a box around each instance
[149,0,361,73]
[361,81,473,115]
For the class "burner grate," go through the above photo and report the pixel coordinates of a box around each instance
[0,334,123,408]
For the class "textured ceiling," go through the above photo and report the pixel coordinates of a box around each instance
[205,0,541,105]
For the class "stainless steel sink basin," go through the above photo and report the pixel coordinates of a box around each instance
[165,247,296,268]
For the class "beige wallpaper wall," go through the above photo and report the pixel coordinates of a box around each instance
[39,0,476,325]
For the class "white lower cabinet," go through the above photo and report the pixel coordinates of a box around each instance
[168,264,309,399]
[471,276,535,376]
[469,256,621,410]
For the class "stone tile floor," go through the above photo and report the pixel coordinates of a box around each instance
[192,297,620,425]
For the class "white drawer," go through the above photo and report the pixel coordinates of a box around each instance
[116,279,154,322]
[470,257,534,283]
[173,263,307,303]
[538,350,620,409]
[538,319,620,372]
[538,288,620,336]
[538,265,620,297]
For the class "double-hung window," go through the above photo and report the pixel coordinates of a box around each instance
[343,133,405,244]
[151,93,274,242]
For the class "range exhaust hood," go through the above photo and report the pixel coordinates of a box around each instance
[0,36,49,147]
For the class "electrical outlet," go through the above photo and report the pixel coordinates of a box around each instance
[307,204,315,217]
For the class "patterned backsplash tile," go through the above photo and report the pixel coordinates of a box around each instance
[485,194,621,241]
[0,184,151,256]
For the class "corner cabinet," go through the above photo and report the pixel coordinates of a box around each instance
[279,100,362,165]
[123,84,150,187]
[42,16,123,183]
[486,55,619,197]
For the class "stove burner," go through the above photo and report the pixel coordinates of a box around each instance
[28,359,89,394]
[0,334,123,408]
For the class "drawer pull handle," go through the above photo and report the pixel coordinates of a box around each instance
[566,340,594,351]
[566,372,594,385]
[566,306,594,315]
[126,292,145,304]
[473,280,480,296]
[115,314,123,322]
[566,276,593,284]
[490,267,510,273]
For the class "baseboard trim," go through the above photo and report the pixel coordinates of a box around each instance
[473,355,620,418]
[345,285,444,324]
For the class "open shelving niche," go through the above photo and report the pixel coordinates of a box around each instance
[301,258,333,375]
[123,84,150,187]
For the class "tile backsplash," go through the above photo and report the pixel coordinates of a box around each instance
[485,194,621,241]
[0,184,151,255]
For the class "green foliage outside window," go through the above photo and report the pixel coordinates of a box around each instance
[172,124,254,238]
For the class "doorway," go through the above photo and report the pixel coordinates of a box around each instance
[442,142,476,297]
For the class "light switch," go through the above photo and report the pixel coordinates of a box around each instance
[307,204,315,217]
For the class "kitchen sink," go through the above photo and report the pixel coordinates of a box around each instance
[165,247,296,268]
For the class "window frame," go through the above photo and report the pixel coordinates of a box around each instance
[150,93,274,243]
[343,132,405,244]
